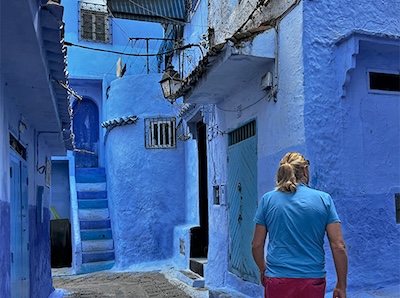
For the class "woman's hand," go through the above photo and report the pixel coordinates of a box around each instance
[261,273,267,287]
[332,287,346,298]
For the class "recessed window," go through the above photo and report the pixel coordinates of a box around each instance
[79,2,111,43]
[369,71,400,92]
[145,118,176,149]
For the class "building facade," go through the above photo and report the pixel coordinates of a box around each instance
[172,0,400,296]
[54,0,187,274]
[55,0,399,297]
[0,1,72,297]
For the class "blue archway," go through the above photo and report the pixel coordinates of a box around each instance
[72,98,99,168]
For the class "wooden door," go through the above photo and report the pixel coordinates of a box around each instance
[227,121,258,283]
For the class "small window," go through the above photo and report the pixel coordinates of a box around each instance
[79,2,111,43]
[9,133,27,160]
[369,71,400,92]
[145,118,176,149]
[395,194,400,224]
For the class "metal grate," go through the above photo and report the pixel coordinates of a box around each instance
[228,120,256,146]
[145,118,176,149]
[79,2,111,43]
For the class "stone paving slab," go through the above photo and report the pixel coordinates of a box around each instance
[52,270,206,298]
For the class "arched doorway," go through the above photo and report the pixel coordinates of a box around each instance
[72,98,99,168]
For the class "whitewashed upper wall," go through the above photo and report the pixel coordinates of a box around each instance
[208,0,299,45]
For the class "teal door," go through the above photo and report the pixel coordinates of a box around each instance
[228,121,259,283]
[10,150,30,298]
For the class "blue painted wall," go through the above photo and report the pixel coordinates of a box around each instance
[63,0,163,78]
[302,0,400,292]
[29,208,53,298]
[105,74,186,268]
[177,0,400,296]
[1,1,70,297]
[0,202,11,297]
[0,71,11,297]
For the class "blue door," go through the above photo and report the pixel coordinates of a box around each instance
[73,98,99,167]
[227,121,259,284]
[10,150,30,297]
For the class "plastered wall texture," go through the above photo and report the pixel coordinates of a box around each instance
[208,0,298,45]
[1,73,56,298]
[0,202,10,297]
[183,0,400,295]
[0,74,11,297]
[1,60,60,298]
[193,5,306,296]
[105,74,187,269]
[302,0,400,291]
[29,208,53,298]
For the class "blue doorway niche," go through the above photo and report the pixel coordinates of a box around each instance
[73,97,99,168]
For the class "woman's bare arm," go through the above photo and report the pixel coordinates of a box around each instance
[252,224,267,282]
[326,222,348,298]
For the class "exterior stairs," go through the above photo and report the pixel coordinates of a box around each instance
[75,167,115,273]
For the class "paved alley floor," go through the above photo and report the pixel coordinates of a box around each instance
[52,269,209,298]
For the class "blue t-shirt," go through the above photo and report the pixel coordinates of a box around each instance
[254,183,340,278]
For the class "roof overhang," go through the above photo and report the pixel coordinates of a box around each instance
[1,1,72,154]
[181,41,275,104]
[107,0,186,24]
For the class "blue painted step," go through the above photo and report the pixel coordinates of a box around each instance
[79,261,115,274]
[75,168,106,183]
[82,250,115,263]
[78,199,108,209]
[75,168,105,176]
[80,220,111,230]
[81,229,112,240]
[77,191,107,200]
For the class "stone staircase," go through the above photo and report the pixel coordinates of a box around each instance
[75,167,115,273]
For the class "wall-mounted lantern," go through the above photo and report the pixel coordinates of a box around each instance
[159,64,184,103]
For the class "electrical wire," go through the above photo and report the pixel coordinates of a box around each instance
[216,92,272,112]
[64,41,203,58]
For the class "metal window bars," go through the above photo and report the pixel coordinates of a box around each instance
[145,118,176,149]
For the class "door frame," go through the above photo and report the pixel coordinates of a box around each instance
[10,147,30,297]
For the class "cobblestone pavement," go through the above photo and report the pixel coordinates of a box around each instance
[52,270,209,298]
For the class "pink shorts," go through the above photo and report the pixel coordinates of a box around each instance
[262,276,326,298]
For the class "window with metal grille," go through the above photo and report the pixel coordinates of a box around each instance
[79,2,111,43]
[145,118,176,149]
[228,120,256,146]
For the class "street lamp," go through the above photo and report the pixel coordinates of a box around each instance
[159,64,184,103]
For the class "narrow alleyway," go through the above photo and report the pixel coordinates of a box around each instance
[52,269,209,298]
